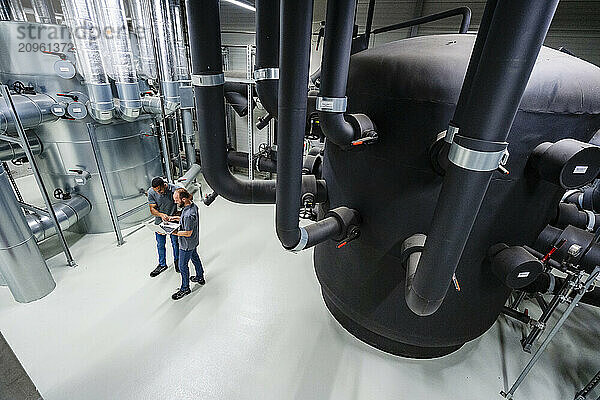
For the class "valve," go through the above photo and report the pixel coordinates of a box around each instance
[336,225,360,248]
[53,188,71,200]
[299,193,317,221]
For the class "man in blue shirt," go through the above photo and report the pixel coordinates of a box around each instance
[170,187,205,300]
[147,177,180,277]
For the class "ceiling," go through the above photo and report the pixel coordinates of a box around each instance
[220,0,600,66]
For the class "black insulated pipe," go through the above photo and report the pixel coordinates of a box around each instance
[554,202,600,232]
[406,0,560,316]
[432,1,496,174]
[254,0,279,118]
[318,0,376,148]
[275,0,315,249]
[274,1,361,251]
[185,0,326,205]
[227,150,277,173]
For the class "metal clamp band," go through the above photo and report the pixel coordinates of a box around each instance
[290,226,309,252]
[448,142,509,172]
[191,73,225,87]
[316,96,347,113]
[253,68,279,81]
[585,209,596,231]
[561,189,580,203]
[444,124,459,144]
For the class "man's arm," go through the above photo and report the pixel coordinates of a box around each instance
[149,204,170,222]
[173,229,193,237]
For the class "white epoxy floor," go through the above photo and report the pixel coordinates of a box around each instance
[1,179,600,399]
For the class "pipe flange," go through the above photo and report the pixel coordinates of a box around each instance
[316,96,347,113]
[191,73,225,87]
[253,68,279,81]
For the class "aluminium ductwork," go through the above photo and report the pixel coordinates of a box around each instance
[149,0,180,110]
[27,195,92,242]
[0,167,55,303]
[60,0,115,121]
[0,134,42,162]
[0,0,25,21]
[31,0,56,24]
[93,0,142,119]
[130,0,157,80]
[0,93,59,134]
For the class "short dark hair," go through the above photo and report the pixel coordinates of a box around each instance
[151,177,165,188]
[175,187,193,200]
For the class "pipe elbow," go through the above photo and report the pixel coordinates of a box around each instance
[401,233,445,316]
[256,80,278,118]
[405,285,444,317]
[276,226,302,250]
[319,112,356,147]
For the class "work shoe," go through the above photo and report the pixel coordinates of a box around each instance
[174,259,180,273]
[150,265,168,277]
[172,288,191,300]
[190,275,205,285]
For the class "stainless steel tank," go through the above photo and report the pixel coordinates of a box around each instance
[0,20,164,233]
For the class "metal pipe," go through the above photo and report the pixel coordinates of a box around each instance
[0,133,41,162]
[27,195,91,242]
[31,0,56,23]
[93,0,142,119]
[1,85,76,268]
[405,0,560,316]
[0,0,25,21]
[0,167,55,303]
[130,0,158,80]
[60,0,115,121]
[0,93,59,134]
[371,7,471,35]
[149,0,180,109]
[181,108,196,166]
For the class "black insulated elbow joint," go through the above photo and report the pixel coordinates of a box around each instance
[488,244,543,289]
[529,139,600,189]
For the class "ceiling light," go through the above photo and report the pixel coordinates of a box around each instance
[222,0,255,12]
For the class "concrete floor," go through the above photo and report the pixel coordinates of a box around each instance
[1,178,600,400]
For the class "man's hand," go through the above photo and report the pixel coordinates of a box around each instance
[168,216,181,222]
[160,213,169,222]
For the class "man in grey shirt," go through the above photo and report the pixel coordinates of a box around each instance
[170,187,204,300]
[147,177,179,277]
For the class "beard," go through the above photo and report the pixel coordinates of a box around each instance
[178,200,186,208]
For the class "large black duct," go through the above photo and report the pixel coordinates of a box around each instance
[314,31,600,357]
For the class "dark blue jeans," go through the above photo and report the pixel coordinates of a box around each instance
[156,233,179,266]
[179,248,204,290]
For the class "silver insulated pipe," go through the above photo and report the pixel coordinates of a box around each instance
[31,0,56,24]
[149,0,180,111]
[93,0,142,119]
[171,0,195,166]
[27,195,92,242]
[0,0,26,21]
[130,0,157,80]
[0,167,56,303]
[61,0,115,121]
[0,93,59,134]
